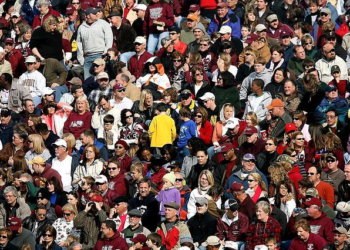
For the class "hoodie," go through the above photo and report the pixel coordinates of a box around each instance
[240,68,273,101]
[307,212,335,244]
[243,91,272,122]
[93,231,129,250]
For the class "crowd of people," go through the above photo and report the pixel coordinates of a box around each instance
[0,0,349,249]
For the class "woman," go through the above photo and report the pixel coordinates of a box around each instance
[288,132,306,175]
[199,37,217,74]
[183,52,206,84]
[104,161,128,207]
[73,146,103,184]
[62,133,81,171]
[181,137,204,179]
[243,8,258,33]
[245,112,260,133]
[169,51,186,91]
[30,15,63,62]
[119,109,146,145]
[27,114,42,134]
[162,88,181,126]
[14,24,32,57]
[266,46,287,72]
[275,79,302,113]
[212,53,238,84]
[66,192,79,210]
[193,107,213,146]
[324,133,345,170]
[135,57,170,100]
[305,0,319,26]
[268,162,296,198]
[301,34,317,58]
[52,204,78,247]
[131,89,157,125]
[47,176,67,207]
[0,228,17,249]
[185,65,211,100]
[264,68,287,98]
[279,150,303,196]
[161,144,178,167]
[25,134,50,172]
[220,40,238,67]
[292,22,314,45]
[36,225,62,250]
[0,169,7,203]
[236,47,256,84]
[245,201,281,250]
[246,173,268,203]
[274,180,296,221]
[42,102,73,137]
[292,110,311,142]
[63,96,92,139]
[257,137,279,176]
[304,123,327,170]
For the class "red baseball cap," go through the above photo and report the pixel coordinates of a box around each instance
[8,217,22,231]
[189,4,200,12]
[285,123,296,134]
[90,194,103,202]
[66,5,77,15]
[304,197,322,207]
[245,33,258,45]
[4,38,14,44]
[229,182,244,192]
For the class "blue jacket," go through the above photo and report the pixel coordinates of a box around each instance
[0,121,14,146]
[314,97,349,124]
[208,12,241,39]
[224,168,268,200]
[177,120,197,149]
[20,0,40,25]
[79,139,109,161]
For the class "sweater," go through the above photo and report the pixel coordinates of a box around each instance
[63,111,92,139]
[289,233,327,250]
[148,114,176,148]
[156,187,181,216]
[143,1,174,36]
[17,70,46,98]
[177,120,197,149]
[30,28,63,61]
[315,181,335,209]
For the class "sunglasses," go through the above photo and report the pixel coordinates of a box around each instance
[304,42,312,45]
[296,138,304,141]
[117,89,126,92]
[326,159,336,163]
[199,43,209,46]
[175,178,183,182]
[134,43,142,46]
[307,172,315,176]
[195,73,203,76]
[63,213,72,216]
[0,235,7,239]
[320,12,329,16]
[125,115,133,119]
[93,64,100,68]
[326,49,335,54]
[81,182,86,185]
[44,234,53,237]
[195,203,204,207]
[293,117,299,120]
[243,160,254,163]
[108,167,117,170]
[195,115,202,118]
[247,179,255,182]
[173,59,182,62]
[116,146,124,149]
[265,143,274,146]
[26,62,35,65]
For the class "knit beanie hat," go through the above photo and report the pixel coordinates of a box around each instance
[115,140,129,150]
[163,172,176,185]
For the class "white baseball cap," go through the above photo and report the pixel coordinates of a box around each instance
[219,26,232,34]
[133,4,147,11]
[134,36,146,45]
[95,175,108,184]
[25,56,36,63]
[226,117,239,129]
[225,241,238,250]
[41,87,55,96]
[200,92,215,101]
[52,139,67,148]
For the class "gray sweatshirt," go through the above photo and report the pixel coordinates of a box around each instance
[239,68,273,101]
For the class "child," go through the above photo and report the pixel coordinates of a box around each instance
[265,236,278,250]
[97,114,119,156]
[177,107,197,158]
[156,172,181,218]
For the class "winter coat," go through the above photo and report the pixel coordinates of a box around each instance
[93,231,129,250]
[266,23,294,40]
[187,211,217,244]
[289,233,327,250]
[0,142,28,169]
[0,198,31,228]
[32,7,60,29]
[181,156,197,179]
[187,160,224,190]
[240,68,273,102]
[243,92,272,122]
[179,186,191,221]
[23,216,53,243]
[207,12,241,39]
[112,22,137,53]
[259,111,293,141]
[157,219,190,250]
[264,81,285,98]
[104,173,128,207]
[338,180,350,202]
[20,0,39,25]
[215,212,249,241]
[185,81,212,101]
[298,88,325,124]
[5,49,25,78]
[128,51,153,79]
[199,120,214,145]
[314,97,349,124]
[256,151,279,175]
[275,92,302,114]
[73,159,104,181]
[41,103,72,137]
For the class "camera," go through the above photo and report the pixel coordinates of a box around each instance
[88,202,96,209]
[293,207,306,214]
[102,54,111,61]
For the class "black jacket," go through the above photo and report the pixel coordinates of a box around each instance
[256,151,279,176]
[30,27,63,61]
[298,88,325,124]
[338,180,350,203]
[112,22,137,53]
[187,211,217,244]
[187,160,224,189]
[210,37,243,56]
[0,242,19,250]
[22,216,53,243]
[185,80,212,101]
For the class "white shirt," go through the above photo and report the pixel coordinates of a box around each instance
[17,70,46,98]
[110,97,133,111]
[52,155,73,192]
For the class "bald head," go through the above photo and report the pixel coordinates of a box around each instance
[323,44,335,61]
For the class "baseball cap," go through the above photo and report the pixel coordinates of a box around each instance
[133,4,147,11]
[85,7,98,15]
[202,236,221,247]
[131,234,147,244]
[225,241,238,250]
[331,65,340,74]
[320,7,331,15]
[41,87,55,96]
[97,72,109,80]
[180,89,192,99]
[325,31,336,39]
[189,4,200,12]
[25,55,36,63]
[280,30,293,39]
[27,156,46,165]
[113,83,125,91]
[4,38,14,44]
[169,26,181,34]
[245,33,258,44]
[305,188,318,198]
[8,217,22,231]
[243,153,256,161]
[52,139,67,148]
[304,197,322,207]
[66,5,76,15]
[336,201,350,212]
[200,92,215,101]
[108,11,122,18]
[285,123,296,133]
[0,108,10,117]
[11,12,20,18]
[68,77,82,86]
[195,197,208,206]
[244,126,258,135]
[221,143,234,153]
[217,2,228,8]
[325,153,337,162]
[333,227,348,235]
[266,14,278,23]
[187,13,198,21]
[219,26,232,34]
[112,195,128,205]
[90,194,103,202]
[226,198,239,211]
[180,235,194,244]
[267,99,284,110]
[229,182,244,192]
[93,58,105,66]
[326,84,337,92]
[225,117,239,129]
[255,24,267,32]
[134,36,147,45]
[95,175,108,184]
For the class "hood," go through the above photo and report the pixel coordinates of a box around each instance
[193,22,208,37]
[236,120,248,137]
[219,103,234,122]
[308,212,327,221]
[145,56,165,75]
[257,68,272,77]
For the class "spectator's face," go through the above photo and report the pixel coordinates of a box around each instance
[129,215,141,226]
[196,151,208,165]
[326,111,337,126]
[295,47,306,59]
[99,98,110,111]
[187,19,196,28]
[306,204,319,217]
[246,133,257,144]
[199,174,210,188]
[164,207,177,220]
[344,165,350,181]
[0,114,10,125]
[296,227,309,242]
[254,63,264,73]
[138,182,151,197]
[37,197,48,205]
[181,96,192,106]
[63,209,75,222]
[227,0,238,7]
[135,43,145,53]
[281,36,291,46]
[47,182,55,192]
[85,147,96,161]
[98,78,109,89]
[318,0,327,6]
[224,106,234,119]
[279,184,288,197]
[0,232,9,245]
[86,13,98,23]
[257,0,267,9]
[76,100,86,112]
[293,134,305,147]
[35,208,47,222]
[107,162,120,178]
[193,29,204,40]
[309,3,318,13]
[250,82,260,94]
[334,233,347,246]
[247,175,258,189]
[320,11,330,22]
[325,36,336,46]
[44,92,55,102]
[242,160,255,171]
[307,167,318,183]
[68,11,78,22]
[256,207,268,221]
[141,150,152,162]
[284,81,295,95]
[326,157,338,171]
[324,45,336,61]
[54,145,66,158]
[37,4,49,14]
[67,194,78,206]
[241,27,249,38]
[100,223,110,237]
[174,173,184,190]
[217,7,228,18]
[220,33,231,41]
[272,51,283,63]
[269,19,279,29]
[93,63,105,74]
[144,94,153,106]
[199,41,210,51]
[274,70,284,83]
[73,87,84,98]
[136,9,145,18]
[169,31,179,41]
[327,89,338,99]
[25,101,35,114]
[109,16,122,26]
[196,203,207,214]
[223,149,234,161]
[115,143,126,156]
[97,182,108,192]
[247,12,256,21]
[4,192,16,205]
[12,133,23,146]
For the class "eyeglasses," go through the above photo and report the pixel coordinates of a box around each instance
[134,43,142,46]
[93,64,100,68]
[44,234,52,237]
[326,49,335,54]
[28,140,33,143]
[304,42,312,46]
[296,138,304,141]
[327,37,336,41]
[116,146,124,149]
[195,115,202,118]
[99,78,109,82]
[0,235,7,239]
[326,115,335,119]
[63,213,72,216]
[326,159,336,163]
[247,179,255,182]
[125,115,133,119]
[293,117,299,121]
[265,143,274,146]
[173,59,182,62]
[26,62,34,65]
[195,73,203,76]
[175,178,183,182]
[169,32,177,35]
[117,89,126,92]
[320,12,329,16]
[108,167,117,170]
[270,19,278,23]
[332,71,340,74]
[307,172,315,176]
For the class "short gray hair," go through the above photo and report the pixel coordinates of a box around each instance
[68,242,82,250]
[256,201,271,214]
[20,173,33,183]
[36,0,50,7]
[120,74,129,83]
[4,186,18,197]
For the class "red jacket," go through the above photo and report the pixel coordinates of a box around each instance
[173,40,187,55]
[146,167,167,191]
[199,120,214,145]
[289,233,327,250]
[288,165,303,192]
[315,181,335,209]
[32,8,60,29]
[32,164,63,189]
[5,49,25,78]
[111,154,132,174]
[128,51,153,79]
[104,173,128,207]
[93,231,129,250]
[179,185,191,221]
[143,2,174,36]
[216,212,249,242]
[328,79,347,98]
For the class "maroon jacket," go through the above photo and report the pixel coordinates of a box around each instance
[103,173,128,207]
[266,23,294,40]
[32,8,60,29]
[289,233,327,250]
[143,2,174,36]
[111,154,132,174]
[5,49,25,78]
[216,212,249,242]
[239,137,266,158]
[128,51,153,79]
[93,231,129,250]
[32,164,63,189]
[238,195,255,223]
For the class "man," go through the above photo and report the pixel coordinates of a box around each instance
[79,129,109,161]
[95,220,129,250]
[110,83,133,111]
[17,55,46,106]
[8,217,35,250]
[180,14,198,45]
[51,139,73,192]
[128,178,160,232]
[200,92,219,126]
[35,123,59,157]
[281,30,295,62]
[217,144,241,186]
[128,36,153,79]
[304,188,336,220]
[176,89,197,113]
[34,56,68,102]
[36,87,55,111]
[207,2,241,39]
[4,38,25,78]
[265,13,293,40]
[109,11,136,60]
[132,4,147,37]
[169,26,187,55]
[224,154,268,195]
[0,73,32,113]
[216,198,249,248]
[0,186,31,228]
[83,58,107,97]
[240,57,273,106]
[0,46,12,76]
[259,98,293,140]
[315,44,347,83]
[76,7,113,79]
[121,209,151,245]
[0,109,14,146]
[239,126,266,157]
[308,0,338,22]
[19,99,41,123]
[108,195,129,232]
[115,73,140,102]
[209,25,243,57]
[29,156,62,188]
[255,24,279,48]
[315,31,347,62]
[66,5,81,33]
[287,46,312,77]
[227,0,245,23]
[255,0,272,24]
[226,183,255,221]
[308,166,335,209]
[74,194,108,249]
[91,95,121,133]
[181,4,210,30]
[243,79,272,122]
[59,77,83,104]
[88,72,113,104]
[338,164,350,202]
[36,189,58,222]
[289,218,327,250]
[186,22,208,54]
[202,236,223,250]
[324,227,350,250]
[187,197,217,246]
[156,202,190,250]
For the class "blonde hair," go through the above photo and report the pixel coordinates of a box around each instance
[268,162,291,185]
[219,53,232,71]
[62,133,76,150]
[198,170,214,194]
[42,15,58,33]
[28,134,46,154]
[75,96,89,112]
[139,89,153,112]
[246,112,258,126]
[62,203,78,216]
[249,173,267,191]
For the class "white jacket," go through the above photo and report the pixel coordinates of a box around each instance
[135,73,171,93]
[187,188,221,219]
[243,91,272,122]
[73,159,104,181]
[315,55,347,83]
[279,199,296,222]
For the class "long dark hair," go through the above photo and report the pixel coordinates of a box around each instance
[121,109,134,126]
[271,67,288,84]
[274,180,292,209]
[47,176,63,194]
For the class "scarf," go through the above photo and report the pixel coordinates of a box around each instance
[252,185,262,203]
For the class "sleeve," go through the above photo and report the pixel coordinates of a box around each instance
[171,119,176,142]
[73,165,81,181]
[26,181,40,197]
[103,23,113,53]
[240,76,250,100]
[34,74,46,97]
[143,8,149,36]
[190,122,197,137]
[54,60,68,86]
[207,20,216,36]
[76,27,84,65]
[187,191,196,219]
[74,211,88,228]
[91,111,101,129]
[215,218,225,240]
[63,114,71,134]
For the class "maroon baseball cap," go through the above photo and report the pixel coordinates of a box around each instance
[245,33,258,44]
[280,30,293,39]
[8,217,22,231]
[221,143,234,153]
[304,197,322,207]
[244,126,258,135]
[66,5,77,15]
[131,234,147,244]
[113,83,125,91]
[189,4,200,12]
[229,182,244,192]
[4,38,14,44]
[217,2,228,8]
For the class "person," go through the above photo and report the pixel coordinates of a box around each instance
[239,126,266,157]
[28,156,62,189]
[168,26,187,55]
[287,45,311,77]
[8,217,35,250]
[289,219,327,250]
[35,225,61,250]
[76,7,113,79]
[187,197,217,246]
[88,72,113,104]
[110,83,133,111]
[115,73,141,103]
[0,228,18,250]
[31,0,60,28]
[146,233,167,250]
[245,201,281,250]
[275,79,302,114]
[128,37,153,79]
[4,38,25,79]
[156,202,190,250]
[338,164,350,202]
[0,131,28,170]
[131,4,146,37]
[121,209,151,245]
[104,161,128,207]
[108,195,129,232]
[274,181,297,222]
[94,220,129,250]
[0,108,15,146]
[246,173,268,203]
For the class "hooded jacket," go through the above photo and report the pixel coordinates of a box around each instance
[244,91,272,122]
[289,232,327,250]
[93,231,129,250]
[103,173,128,207]
[187,211,217,244]
[314,96,349,124]
[143,1,174,35]
[208,12,241,39]
[240,68,273,102]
